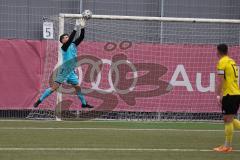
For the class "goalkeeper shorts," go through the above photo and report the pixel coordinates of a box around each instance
[55,70,79,85]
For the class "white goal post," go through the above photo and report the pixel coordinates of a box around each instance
[52,14,240,121]
[59,14,240,23]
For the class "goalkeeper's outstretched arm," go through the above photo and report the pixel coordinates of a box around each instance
[73,28,85,46]
[61,29,77,51]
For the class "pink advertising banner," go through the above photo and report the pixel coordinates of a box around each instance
[0,39,239,112]
[0,39,46,109]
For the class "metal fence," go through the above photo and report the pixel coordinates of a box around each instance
[0,0,239,41]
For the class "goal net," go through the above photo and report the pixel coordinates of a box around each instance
[27,14,240,121]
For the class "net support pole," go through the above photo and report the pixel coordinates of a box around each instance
[79,0,83,13]
[160,0,164,44]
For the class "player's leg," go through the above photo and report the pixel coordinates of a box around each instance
[223,115,234,148]
[33,66,69,108]
[233,119,240,129]
[33,82,60,108]
[214,116,234,152]
[72,84,93,108]
[34,82,60,108]
[34,75,63,108]
[232,95,240,129]
[67,72,94,108]
[214,95,238,152]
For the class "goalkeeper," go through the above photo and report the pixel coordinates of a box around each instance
[214,44,240,152]
[34,16,93,109]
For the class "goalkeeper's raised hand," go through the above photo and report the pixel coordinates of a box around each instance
[79,18,86,28]
[74,18,86,30]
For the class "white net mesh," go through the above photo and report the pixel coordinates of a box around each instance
[28,15,240,121]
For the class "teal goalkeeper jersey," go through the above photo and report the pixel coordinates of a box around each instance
[62,43,77,62]
[61,43,78,71]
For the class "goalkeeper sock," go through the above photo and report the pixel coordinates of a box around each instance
[77,91,87,106]
[39,88,53,102]
[224,122,234,147]
[233,119,240,129]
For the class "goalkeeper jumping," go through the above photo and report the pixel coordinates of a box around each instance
[34,12,93,109]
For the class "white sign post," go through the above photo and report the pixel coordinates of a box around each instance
[43,21,54,39]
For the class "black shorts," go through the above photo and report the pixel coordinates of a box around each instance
[222,95,240,115]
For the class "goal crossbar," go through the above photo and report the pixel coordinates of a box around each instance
[59,13,240,24]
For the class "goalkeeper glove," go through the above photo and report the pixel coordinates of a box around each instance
[74,18,86,30]
[79,18,86,28]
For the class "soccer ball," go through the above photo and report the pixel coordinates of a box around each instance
[82,10,92,20]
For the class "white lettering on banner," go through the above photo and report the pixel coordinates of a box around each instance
[90,59,115,93]
[169,65,193,91]
[58,58,138,95]
[85,59,138,94]
[170,65,215,92]
[196,73,215,92]
[56,60,218,94]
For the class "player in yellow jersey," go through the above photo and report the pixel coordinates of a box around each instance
[214,44,240,153]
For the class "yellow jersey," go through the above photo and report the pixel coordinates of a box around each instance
[217,56,240,96]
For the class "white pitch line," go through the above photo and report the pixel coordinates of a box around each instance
[0,147,239,152]
[0,127,232,132]
[0,119,222,124]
